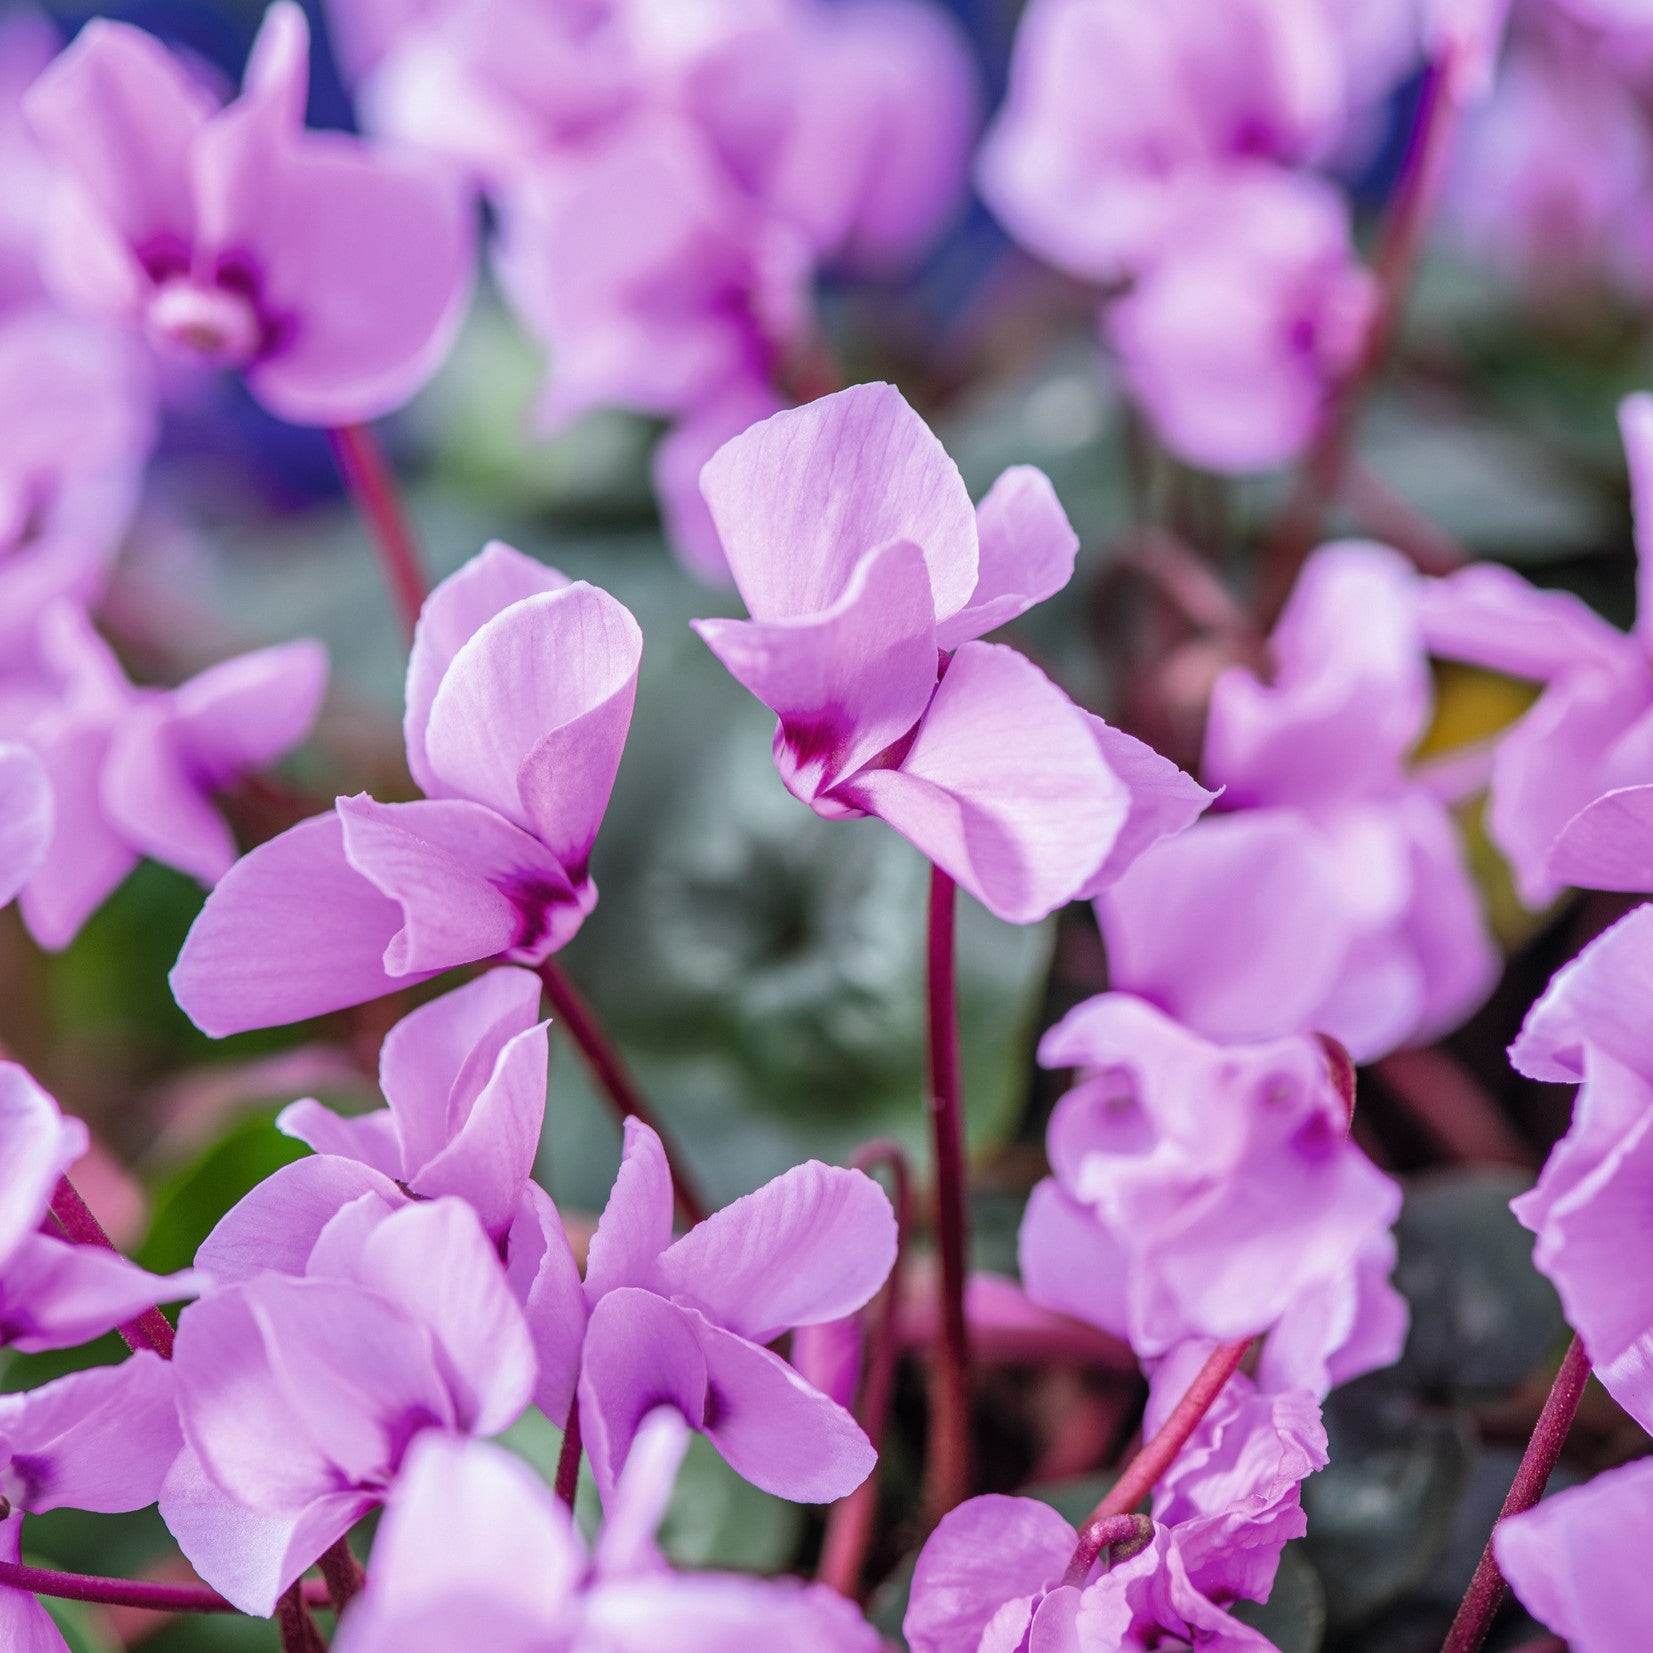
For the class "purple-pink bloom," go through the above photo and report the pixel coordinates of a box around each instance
[3,602,325,950]
[0,742,50,910]
[1506,903,1653,1431]
[0,1354,182,1653]
[692,383,1211,923]
[0,1061,196,1351]
[1100,540,1499,1061]
[1495,1456,1653,1653]
[171,541,641,1035]
[1020,993,1405,1380]
[567,1118,896,1503]
[0,308,155,646]
[162,1194,536,1615]
[1422,394,1653,907]
[333,1417,881,1653]
[23,2,473,425]
[1106,166,1376,474]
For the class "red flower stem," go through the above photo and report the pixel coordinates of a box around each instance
[555,1393,583,1510]
[1064,1337,1255,1580]
[0,1560,325,1614]
[535,958,709,1226]
[922,867,971,1525]
[1261,49,1465,620]
[818,1140,913,1598]
[1060,1513,1155,1588]
[317,1535,364,1615]
[328,422,428,642]
[277,1581,327,1653]
[1441,1336,1592,1653]
[48,1176,174,1359]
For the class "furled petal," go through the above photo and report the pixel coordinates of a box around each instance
[421,582,641,872]
[0,1064,87,1266]
[840,640,1128,924]
[0,1232,196,1353]
[0,1352,178,1513]
[594,1408,691,1579]
[1017,1178,1132,1340]
[690,1311,874,1502]
[404,543,571,797]
[693,539,939,804]
[196,1159,403,1287]
[1549,784,1653,893]
[239,0,309,125]
[659,1162,896,1344]
[906,1495,1076,1653]
[1076,720,1212,897]
[935,466,1078,650]
[0,743,51,908]
[585,1119,676,1305]
[699,383,979,624]
[506,1185,588,1425]
[276,1100,404,1177]
[170,811,416,1037]
[579,1289,709,1499]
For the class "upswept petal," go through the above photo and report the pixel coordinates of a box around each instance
[690,1311,875,1502]
[506,1185,588,1424]
[0,743,51,908]
[585,1119,676,1304]
[165,639,328,778]
[658,1162,896,1344]
[170,811,414,1036]
[0,1063,87,1265]
[423,582,641,869]
[1549,784,1653,893]
[1075,719,1212,897]
[0,1232,197,1353]
[691,539,939,803]
[276,1101,404,1178]
[841,641,1128,924]
[935,466,1078,649]
[101,703,239,885]
[1017,1178,1131,1340]
[699,383,979,624]
[594,1408,691,1580]
[404,543,571,796]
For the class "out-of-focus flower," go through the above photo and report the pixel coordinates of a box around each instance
[1496,1456,1653,1652]
[1506,903,1653,1430]
[332,1418,881,1653]
[0,1356,181,1652]
[24,2,473,425]
[0,1062,197,1351]
[0,743,50,909]
[565,1118,895,1502]
[1423,394,1653,907]
[1020,993,1405,1378]
[905,1357,1325,1652]
[0,11,63,312]
[0,309,155,647]
[1107,166,1376,473]
[171,541,640,1035]
[163,1196,536,1615]
[693,384,1211,923]
[2,603,325,950]
[1100,542,1499,1061]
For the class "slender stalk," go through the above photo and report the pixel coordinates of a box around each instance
[1441,1336,1592,1653]
[1064,1337,1255,1580]
[535,958,708,1225]
[922,868,971,1524]
[48,1177,174,1359]
[819,1141,912,1598]
[328,422,428,641]
[0,1561,317,1614]
[555,1393,583,1510]
[1060,1513,1155,1588]
[316,1535,364,1615]
[276,1581,328,1653]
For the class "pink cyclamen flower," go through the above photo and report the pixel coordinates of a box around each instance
[0,307,156,646]
[1495,1457,1653,1653]
[0,742,50,909]
[333,1418,881,1653]
[1020,993,1405,1382]
[171,541,641,1035]
[0,1062,197,1350]
[163,1194,536,1615]
[0,10,61,310]
[23,1,473,426]
[692,383,1211,923]
[1100,540,1499,1061]
[1106,167,1377,474]
[1505,903,1653,1431]
[906,1358,1325,1652]
[3,601,326,950]
[0,1354,182,1653]
[1421,394,1653,907]
[566,1118,896,1503]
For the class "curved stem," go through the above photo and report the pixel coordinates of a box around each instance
[1060,1513,1154,1588]
[818,1140,913,1598]
[1064,1337,1255,1580]
[555,1392,583,1510]
[922,868,971,1525]
[317,1535,364,1615]
[1441,1336,1592,1653]
[48,1176,174,1359]
[0,1560,329,1615]
[329,422,428,642]
[277,1581,327,1653]
[535,958,709,1226]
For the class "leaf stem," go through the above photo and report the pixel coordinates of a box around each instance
[48,1176,174,1359]
[328,422,428,642]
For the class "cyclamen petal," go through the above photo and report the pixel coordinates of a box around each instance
[0,1062,87,1264]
